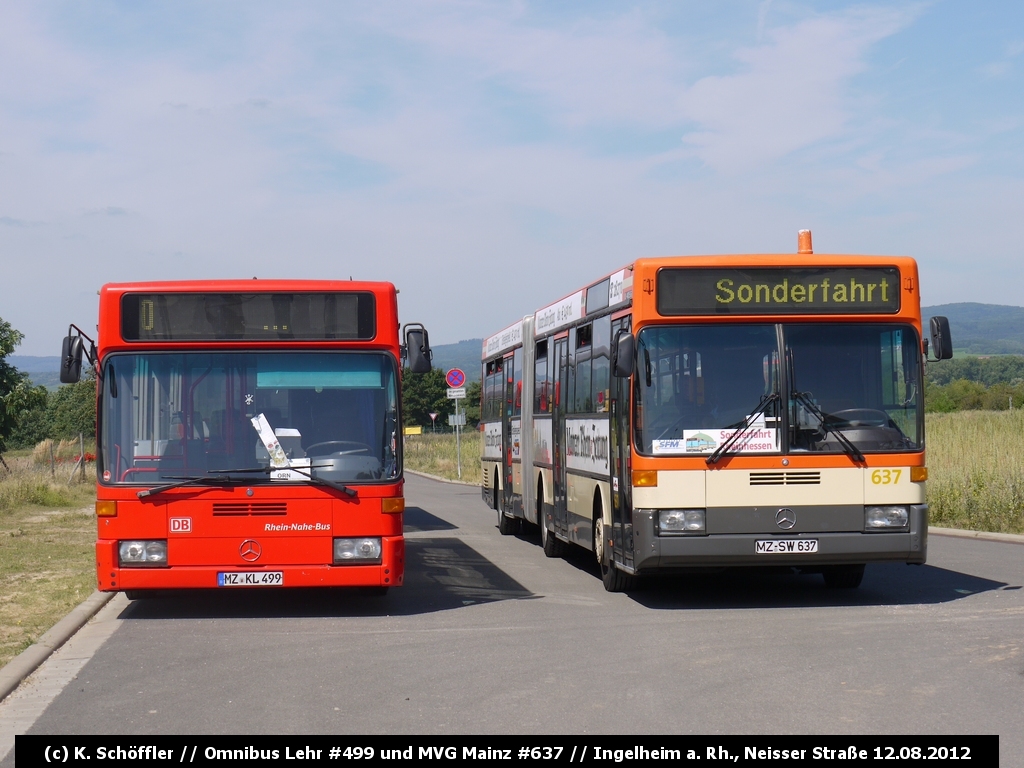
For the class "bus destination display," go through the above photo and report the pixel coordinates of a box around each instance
[658,267,901,316]
[121,292,376,341]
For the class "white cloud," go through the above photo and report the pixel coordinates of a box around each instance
[678,7,918,171]
[0,2,1021,356]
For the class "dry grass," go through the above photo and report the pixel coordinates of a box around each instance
[0,455,97,668]
[926,410,1024,534]
[404,430,482,485]
[31,438,86,466]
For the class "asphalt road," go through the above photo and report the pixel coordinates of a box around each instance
[3,473,1022,754]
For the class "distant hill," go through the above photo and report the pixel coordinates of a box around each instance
[429,339,483,383]
[8,355,64,390]
[9,355,62,372]
[923,303,1024,355]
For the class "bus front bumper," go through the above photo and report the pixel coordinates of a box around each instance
[95,536,404,592]
[630,505,927,572]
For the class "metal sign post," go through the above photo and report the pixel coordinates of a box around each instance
[446,369,467,480]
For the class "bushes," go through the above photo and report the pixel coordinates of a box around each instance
[925,379,1024,413]
[924,354,1024,413]
[5,374,96,450]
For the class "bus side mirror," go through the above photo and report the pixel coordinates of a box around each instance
[60,335,84,384]
[929,316,953,360]
[612,331,634,378]
[404,325,432,374]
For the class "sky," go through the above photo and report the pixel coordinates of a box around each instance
[1,0,1023,356]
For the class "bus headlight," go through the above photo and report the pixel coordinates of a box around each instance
[333,537,382,563]
[658,509,706,534]
[865,506,909,530]
[119,540,168,566]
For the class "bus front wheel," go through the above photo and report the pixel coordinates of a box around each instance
[497,479,518,535]
[538,481,563,558]
[594,504,635,593]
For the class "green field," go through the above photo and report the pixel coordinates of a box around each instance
[925,410,1024,534]
[404,430,483,485]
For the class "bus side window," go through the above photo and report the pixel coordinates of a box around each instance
[592,315,611,412]
[535,340,548,414]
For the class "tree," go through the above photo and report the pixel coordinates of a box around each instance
[462,379,482,429]
[48,370,97,440]
[0,317,47,452]
[401,368,450,427]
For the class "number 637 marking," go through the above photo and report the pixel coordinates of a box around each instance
[871,469,902,485]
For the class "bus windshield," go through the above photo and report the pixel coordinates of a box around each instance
[101,352,400,484]
[634,323,922,456]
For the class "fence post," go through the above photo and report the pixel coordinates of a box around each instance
[79,433,86,482]
[50,441,55,479]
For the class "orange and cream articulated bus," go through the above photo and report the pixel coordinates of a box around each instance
[481,231,953,591]
[59,280,432,597]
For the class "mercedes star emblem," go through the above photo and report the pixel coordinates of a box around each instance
[775,508,797,530]
[239,539,262,562]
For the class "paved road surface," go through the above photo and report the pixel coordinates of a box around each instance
[2,474,1021,760]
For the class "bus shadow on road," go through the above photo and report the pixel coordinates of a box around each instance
[404,504,458,533]
[539,529,1011,609]
[625,562,1008,610]
[118,535,534,621]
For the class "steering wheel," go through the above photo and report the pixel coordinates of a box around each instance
[826,409,891,428]
[304,441,372,457]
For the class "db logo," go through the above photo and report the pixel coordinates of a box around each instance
[169,517,192,533]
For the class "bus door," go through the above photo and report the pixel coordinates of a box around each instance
[551,335,569,539]
[610,316,633,570]
[501,351,515,514]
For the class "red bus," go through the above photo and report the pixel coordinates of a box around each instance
[59,280,431,597]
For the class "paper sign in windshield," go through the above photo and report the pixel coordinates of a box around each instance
[653,427,779,455]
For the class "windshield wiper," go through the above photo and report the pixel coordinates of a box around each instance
[791,391,866,463]
[706,393,780,466]
[137,474,243,499]
[208,466,357,497]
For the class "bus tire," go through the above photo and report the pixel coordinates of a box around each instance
[497,480,518,535]
[594,502,635,593]
[822,564,864,589]
[124,591,146,601]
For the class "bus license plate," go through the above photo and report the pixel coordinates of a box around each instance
[755,539,818,554]
[218,571,284,587]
